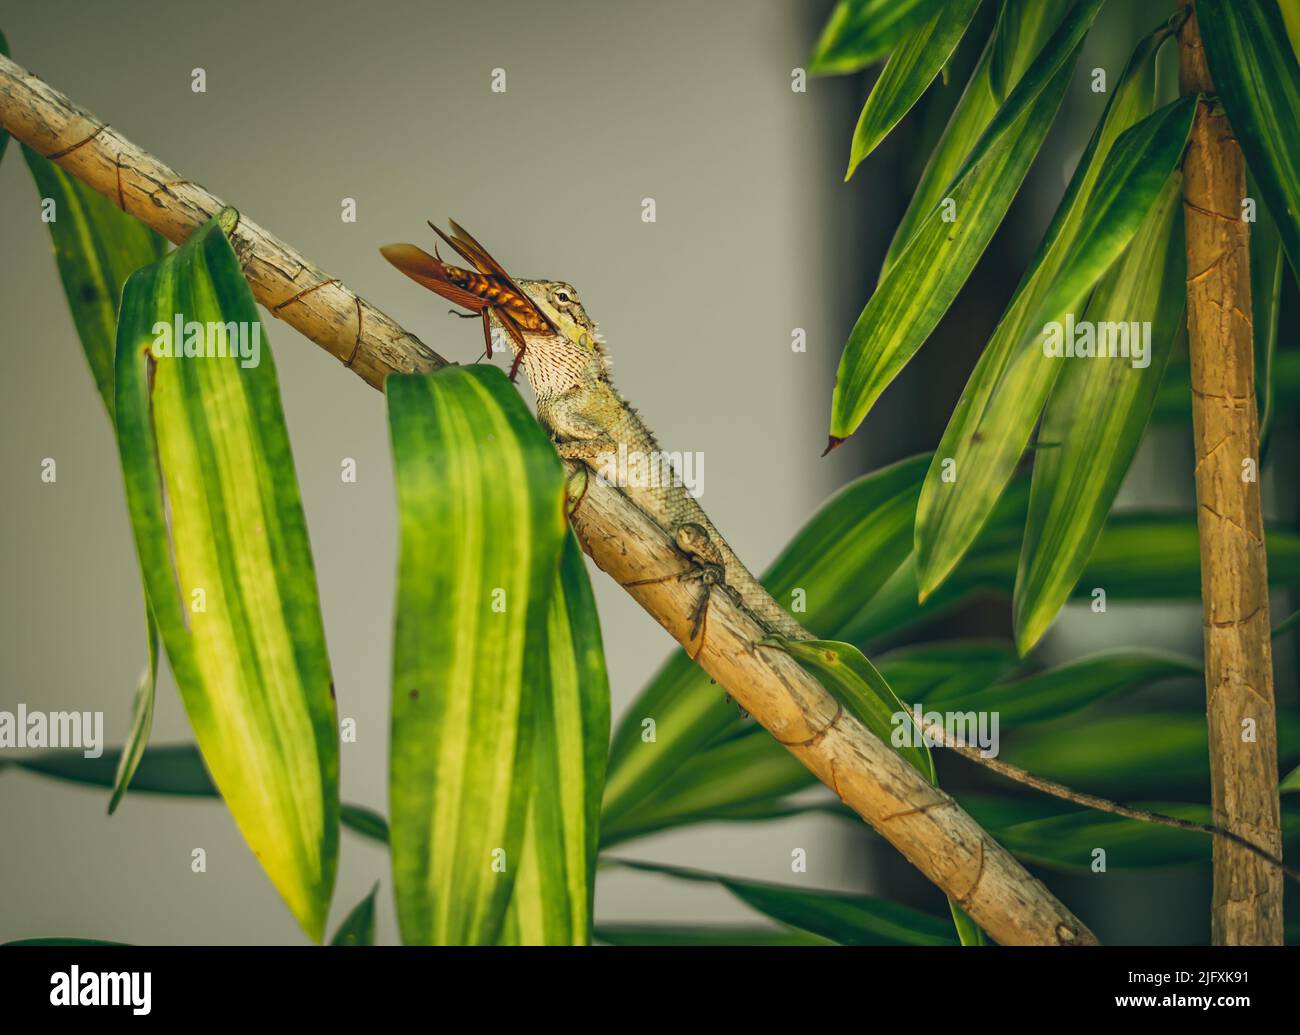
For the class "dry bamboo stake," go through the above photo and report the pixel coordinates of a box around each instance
[1178,4,1283,945]
[0,51,1097,945]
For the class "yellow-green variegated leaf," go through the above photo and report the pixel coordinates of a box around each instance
[924,650,1200,726]
[1281,0,1300,64]
[504,534,610,945]
[113,210,338,941]
[1003,713,1300,800]
[601,455,927,830]
[1013,175,1186,653]
[846,0,983,177]
[884,0,1072,275]
[769,639,932,780]
[913,37,1195,600]
[387,365,567,946]
[107,604,158,815]
[828,0,1101,442]
[1080,514,1300,598]
[874,640,1019,701]
[599,726,810,847]
[809,0,948,76]
[23,146,169,416]
[1197,0,1300,283]
[21,146,170,811]
[965,797,1300,872]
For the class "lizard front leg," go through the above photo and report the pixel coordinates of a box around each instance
[622,521,735,659]
[554,437,618,466]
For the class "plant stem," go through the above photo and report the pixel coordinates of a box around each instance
[1178,1,1283,945]
[0,51,1096,945]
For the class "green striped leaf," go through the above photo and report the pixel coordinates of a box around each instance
[107,614,158,814]
[599,726,811,847]
[1081,513,1300,598]
[339,804,389,845]
[596,925,833,946]
[4,939,128,947]
[330,882,379,946]
[387,365,567,946]
[884,0,1071,275]
[114,209,338,942]
[23,145,169,416]
[1197,0,1300,283]
[504,534,610,945]
[845,0,983,177]
[876,639,1020,701]
[1013,174,1186,653]
[853,506,1300,649]
[1004,712,1300,798]
[2,744,217,796]
[601,455,926,831]
[1282,0,1300,63]
[611,860,958,946]
[987,0,1067,104]
[1,744,388,843]
[792,794,1299,873]
[926,650,1200,725]
[1277,607,1300,641]
[1282,763,1300,793]
[843,479,1031,646]
[829,0,1100,441]
[973,800,1300,872]
[769,639,932,780]
[914,44,1195,599]
[809,0,947,75]
[21,146,169,812]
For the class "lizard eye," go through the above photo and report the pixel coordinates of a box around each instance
[553,289,573,305]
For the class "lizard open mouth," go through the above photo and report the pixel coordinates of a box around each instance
[380,219,557,380]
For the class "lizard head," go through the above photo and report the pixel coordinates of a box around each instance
[515,279,600,346]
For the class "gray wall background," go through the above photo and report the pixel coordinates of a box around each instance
[0,0,887,943]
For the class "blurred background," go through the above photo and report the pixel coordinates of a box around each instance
[0,0,1295,944]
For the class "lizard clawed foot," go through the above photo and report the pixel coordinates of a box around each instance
[623,551,724,659]
[686,576,719,658]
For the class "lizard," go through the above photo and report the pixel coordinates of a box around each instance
[381,220,810,654]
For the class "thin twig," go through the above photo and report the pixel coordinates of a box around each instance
[917,717,1298,883]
